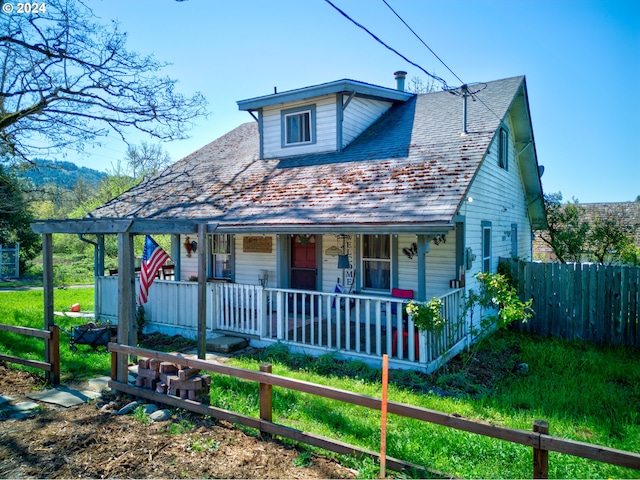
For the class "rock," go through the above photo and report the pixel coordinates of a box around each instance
[12,401,39,412]
[149,409,171,422]
[117,400,140,415]
[515,362,529,374]
[143,404,159,414]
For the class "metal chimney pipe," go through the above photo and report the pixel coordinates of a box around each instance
[394,71,407,92]
[461,84,469,134]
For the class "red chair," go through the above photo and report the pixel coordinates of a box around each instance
[390,289,419,359]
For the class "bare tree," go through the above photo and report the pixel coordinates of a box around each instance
[125,141,172,182]
[0,0,207,162]
[406,75,438,94]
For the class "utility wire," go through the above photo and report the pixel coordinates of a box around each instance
[323,0,450,90]
[324,0,506,127]
[379,0,506,126]
[381,0,465,86]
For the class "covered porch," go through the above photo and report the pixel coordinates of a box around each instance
[96,275,468,372]
[32,218,473,376]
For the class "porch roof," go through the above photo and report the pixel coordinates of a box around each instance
[86,76,543,230]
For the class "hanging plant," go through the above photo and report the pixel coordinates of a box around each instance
[296,234,313,245]
[405,297,446,335]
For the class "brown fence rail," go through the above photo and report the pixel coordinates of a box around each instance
[108,343,640,478]
[501,259,640,346]
[0,323,60,384]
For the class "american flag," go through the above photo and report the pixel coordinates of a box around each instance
[137,235,170,306]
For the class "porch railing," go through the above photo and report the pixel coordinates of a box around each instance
[96,276,467,368]
[257,288,466,366]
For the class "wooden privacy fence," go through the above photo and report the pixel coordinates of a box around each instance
[108,343,640,478]
[501,259,640,346]
[0,323,60,385]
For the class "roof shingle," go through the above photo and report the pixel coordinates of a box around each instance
[89,76,528,231]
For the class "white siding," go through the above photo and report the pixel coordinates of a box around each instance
[424,232,457,298]
[234,234,277,287]
[178,234,198,281]
[463,115,533,290]
[342,97,392,148]
[321,234,355,293]
[397,234,418,294]
[262,95,336,158]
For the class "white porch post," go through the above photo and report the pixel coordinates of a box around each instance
[417,235,430,301]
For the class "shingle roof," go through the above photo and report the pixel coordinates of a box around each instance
[89,76,534,232]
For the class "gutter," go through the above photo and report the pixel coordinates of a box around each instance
[213,223,455,235]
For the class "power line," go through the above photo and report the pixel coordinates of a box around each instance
[380,0,465,86]
[324,0,506,127]
[379,0,507,127]
[323,0,450,90]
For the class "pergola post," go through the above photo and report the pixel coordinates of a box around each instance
[42,233,56,384]
[197,223,207,359]
[116,231,136,383]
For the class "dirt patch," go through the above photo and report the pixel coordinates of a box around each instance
[0,363,356,479]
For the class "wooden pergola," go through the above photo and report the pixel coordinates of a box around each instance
[31,218,218,383]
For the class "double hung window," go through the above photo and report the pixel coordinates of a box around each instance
[499,127,509,170]
[362,234,391,291]
[482,222,492,273]
[211,234,232,279]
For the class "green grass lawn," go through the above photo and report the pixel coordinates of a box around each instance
[0,287,638,478]
[217,332,640,479]
[0,287,110,381]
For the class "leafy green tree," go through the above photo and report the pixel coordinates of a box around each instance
[0,0,206,162]
[0,165,40,270]
[541,192,590,264]
[588,209,634,265]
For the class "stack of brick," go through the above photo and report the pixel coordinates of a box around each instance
[135,357,211,402]
[136,358,161,390]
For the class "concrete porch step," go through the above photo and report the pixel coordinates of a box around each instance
[206,336,249,354]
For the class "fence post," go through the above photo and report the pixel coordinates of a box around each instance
[110,337,118,381]
[259,363,273,437]
[47,325,60,385]
[533,420,549,479]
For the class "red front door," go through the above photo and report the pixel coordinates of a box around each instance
[291,234,316,291]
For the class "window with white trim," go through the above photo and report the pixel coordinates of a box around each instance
[362,234,391,291]
[211,234,232,279]
[499,127,509,170]
[482,221,492,272]
[281,105,316,147]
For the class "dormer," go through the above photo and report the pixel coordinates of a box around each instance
[237,75,413,159]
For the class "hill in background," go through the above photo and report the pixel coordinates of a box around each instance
[18,159,107,189]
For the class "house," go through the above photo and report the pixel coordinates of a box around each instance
[33,73,545,373]
[533,201,640,263]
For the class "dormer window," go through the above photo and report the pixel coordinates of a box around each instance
[282,105,316,147]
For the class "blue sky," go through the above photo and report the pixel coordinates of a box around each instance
[81,0,639,203]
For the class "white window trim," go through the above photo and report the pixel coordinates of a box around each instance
[210,234,233,280]
[361,234,392,293]
[499,127,509,170]
[281,104,316,148]
[482,221,492,273]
